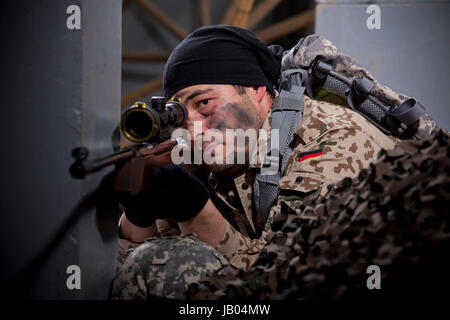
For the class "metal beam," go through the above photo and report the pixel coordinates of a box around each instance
[134,0,188,40]
[256,9,315,42]
[121,76,163,107]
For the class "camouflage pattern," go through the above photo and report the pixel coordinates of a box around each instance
[111,234,229,299]
[116,94,399,286]
[211,95,398,270]
[410,111,439,139]
[282,34,439,139]
[183,129,450,300]
[113,35,442,299]
[116,217,181,270]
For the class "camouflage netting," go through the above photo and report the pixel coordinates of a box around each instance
[184,130,450,300]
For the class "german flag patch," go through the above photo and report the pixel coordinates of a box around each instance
[298,149,323,162]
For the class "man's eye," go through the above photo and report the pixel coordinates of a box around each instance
[198,99,210,108]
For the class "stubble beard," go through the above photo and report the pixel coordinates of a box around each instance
[203,95,264,177]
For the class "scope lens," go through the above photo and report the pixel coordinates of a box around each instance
[124,111,154,140]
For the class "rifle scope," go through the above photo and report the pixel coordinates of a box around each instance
[120,96,188,143]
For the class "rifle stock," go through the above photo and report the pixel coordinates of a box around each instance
[112,139,177,195]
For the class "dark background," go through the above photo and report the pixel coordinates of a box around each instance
[0,0,448,299]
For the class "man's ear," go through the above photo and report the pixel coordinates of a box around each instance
[252,86,267,103]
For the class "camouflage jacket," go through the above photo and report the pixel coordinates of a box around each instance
[117,95,398,270]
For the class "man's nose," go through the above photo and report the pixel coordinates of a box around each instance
[187,116,208,138]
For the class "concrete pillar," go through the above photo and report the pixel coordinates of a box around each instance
[1,0,122,299]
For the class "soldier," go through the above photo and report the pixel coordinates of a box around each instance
[111,25,399,299]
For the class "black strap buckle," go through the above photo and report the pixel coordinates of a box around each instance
[347,76,374,111]
[306,59,332,97]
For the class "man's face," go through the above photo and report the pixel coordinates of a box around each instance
[174,84,268,175]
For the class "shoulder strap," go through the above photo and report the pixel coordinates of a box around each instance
[253,70,306,226]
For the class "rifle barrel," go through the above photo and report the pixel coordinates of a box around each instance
[70,148,135,179]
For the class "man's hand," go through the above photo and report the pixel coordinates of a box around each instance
[118,164,211,228]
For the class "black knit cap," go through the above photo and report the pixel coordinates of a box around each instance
[163,25,282,99]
